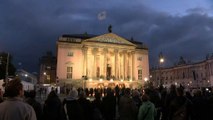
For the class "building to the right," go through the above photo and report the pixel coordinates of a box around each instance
[150,55,213,88]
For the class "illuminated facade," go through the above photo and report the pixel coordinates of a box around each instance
[150,56,213,88]
[57,33,149,88]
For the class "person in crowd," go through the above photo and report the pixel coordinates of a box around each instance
[89,88,94,97]
[43,90,65,120]
[138,93,156,120]
[25,90,43,120]
[0,78,37,120]
[0,88,3,103]
[168,87,192,120]
[162,84,177,120]
[101,88,116,120]
[132,89,142,110]
[119,88,138,120]
[144,87,161,120]
[78,89,93,120]
[63,87,84,120]
[92,91,103,120]
[191,89,208,120]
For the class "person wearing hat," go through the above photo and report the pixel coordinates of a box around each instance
[0,78,37,120]
[63,88,84,120]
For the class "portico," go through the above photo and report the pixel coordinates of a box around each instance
[57,33,149,88]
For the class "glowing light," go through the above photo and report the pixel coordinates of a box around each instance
[175,82,177,85]
[129,79,132,82]
[120,79,123,82]
[99,79,103,82]
[110,79,113,82]
[144,77,148,82]
[89,78,92,82]
[160,58,164,63]
[24,74,28,77]
[43,72,46,75]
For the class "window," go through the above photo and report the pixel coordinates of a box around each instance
[67,52,73,57]
[46,66,51,70]
[183,72,185,79]
[138,69,142,80]
[47,75,50,81]
[67,67,72,79]
[137,57,142,61]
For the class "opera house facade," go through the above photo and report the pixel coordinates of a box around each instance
[56,32,149,88]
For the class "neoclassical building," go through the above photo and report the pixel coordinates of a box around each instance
[57,33,149,88]
[150,56,213,88]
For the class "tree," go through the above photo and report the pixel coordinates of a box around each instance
[0,52,16,80]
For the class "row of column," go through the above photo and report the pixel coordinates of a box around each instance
[83,47,135,80]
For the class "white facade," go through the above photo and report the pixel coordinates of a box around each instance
[151,57,213,88]
[57,33,149,88]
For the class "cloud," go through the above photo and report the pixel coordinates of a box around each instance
[0,0,213,72]
[186,7,208,15]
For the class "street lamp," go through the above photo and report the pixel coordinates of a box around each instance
[159,52,164,86]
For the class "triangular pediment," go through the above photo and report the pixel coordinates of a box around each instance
[83,33,136,46]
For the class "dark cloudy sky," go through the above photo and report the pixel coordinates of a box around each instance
[0,0,213,73]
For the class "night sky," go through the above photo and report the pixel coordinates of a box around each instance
[0,0,213,73]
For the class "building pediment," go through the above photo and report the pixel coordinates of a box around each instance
[83,33,136,46]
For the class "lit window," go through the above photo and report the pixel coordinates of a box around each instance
[67,67,72,79]
[46,66,51,69]
[138,69,142,80]
[47,75,50,81]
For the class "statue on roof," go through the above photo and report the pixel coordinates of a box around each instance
[130,37,134,41]
[178,56,186,65]
[108,25,112,33]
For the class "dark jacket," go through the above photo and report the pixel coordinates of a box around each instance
[63,98,84,120]
[138,101,156,120]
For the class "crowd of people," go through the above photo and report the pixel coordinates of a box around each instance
[1,78,213,120]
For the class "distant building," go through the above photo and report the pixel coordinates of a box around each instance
[39,51,57,84]
[16,69,37,90]
[150,56,213,88]
[56,32,149,88]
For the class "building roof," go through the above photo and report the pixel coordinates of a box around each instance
[83,33,136,46]
[62,34,97,39]
[60,33,148,49]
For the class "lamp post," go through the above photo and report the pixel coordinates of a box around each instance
[159,52,164,86]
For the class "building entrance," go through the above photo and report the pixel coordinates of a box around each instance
[106,64,111,80]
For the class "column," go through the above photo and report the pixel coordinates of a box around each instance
[127,52,129,79]
[132,51,135,80]
[114,49,118,79]
[103,48,107,79]
[93,48,97,79]
[118,52,121,79]
[83,47,88,77]
[120,52,123,79]
[129,52,132,79]
[123,51,127,80]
